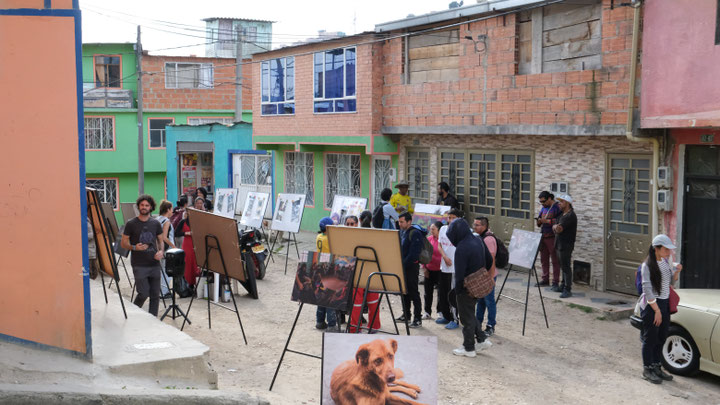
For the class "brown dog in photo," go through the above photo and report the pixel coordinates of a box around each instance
[329,338,427,405]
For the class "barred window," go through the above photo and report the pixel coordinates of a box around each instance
[84,117,114,150]
[86,178,118,209]
[187,117,234,126]
[325,153,361,209]
[285,152,314,206]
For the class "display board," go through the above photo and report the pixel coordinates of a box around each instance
[87,188,118,280]
[508,229,543,269]
[213,188,239,219]
[271,193,306,233]
[239,191,270,229]
[101,202,119,240]
[290,251,356,311]
[120,202,139,225]
[330,195,367,225]
[414,203,451,215]
[326,226,405,294]
[322,335,438,405]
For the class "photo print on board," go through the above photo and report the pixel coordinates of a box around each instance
[291,251,357,311]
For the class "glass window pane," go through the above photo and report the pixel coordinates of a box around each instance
[612,159,630,168]
[270,59,285,102]
[261,61,269,102]
[262,104,277,115]
[325,49,344,99]
[279,103,295,114]
[335,99,356,112]
[314,101,333,113]
[314,53,324,98]
[632,159,650,169]
[285,57,294,100]
[345,48,355,97]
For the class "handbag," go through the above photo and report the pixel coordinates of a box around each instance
[669,286,679,314]
[464,267,495,299]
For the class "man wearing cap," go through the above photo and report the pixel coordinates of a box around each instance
[552,194,577,298]
[390,180,414,214]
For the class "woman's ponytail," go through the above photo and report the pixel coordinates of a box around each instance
[645,245,662,294]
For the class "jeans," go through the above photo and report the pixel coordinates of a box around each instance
[423,270,442,315]
[437,272,454,321]
[159,258,170,295]
[402,263,422,321]
[540,235,560,284]
[457,290,487,351]
[556,247,573,292]
[641,298,670,366]
[133,265,162,316]
[316,306,337,327]
[475,276,497,327]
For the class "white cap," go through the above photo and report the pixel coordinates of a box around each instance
[556,194,573,204]
[651,234,676,249]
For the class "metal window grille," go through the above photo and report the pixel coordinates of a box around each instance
[468,153,497,215]
[407,149,430,203]
[609,157,650,234]
[84,117,114,150]
[440,150,466,208]
[86,179,118,209]
[285,152,314,206]
[499,153,533,219]
[373,158,392,208]
[325,153,361,209]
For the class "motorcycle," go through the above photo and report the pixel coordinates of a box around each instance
[239,228,268,280]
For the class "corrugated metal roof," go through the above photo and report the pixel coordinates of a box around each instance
[202,17,275,23]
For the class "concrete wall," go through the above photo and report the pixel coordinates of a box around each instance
[0,1,90,355]
[641,0,720,128]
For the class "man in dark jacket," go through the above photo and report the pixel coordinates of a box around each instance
[437,182,460,209]
[397,212,425,328]
[553,194,578,298]
[446,219,492,357]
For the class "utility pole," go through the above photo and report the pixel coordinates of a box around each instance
[136,25,145,195]
[235,29,243,122]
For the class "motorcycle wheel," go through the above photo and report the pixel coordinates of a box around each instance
[253,253,266,280]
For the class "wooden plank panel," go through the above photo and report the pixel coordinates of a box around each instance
[531,8,543,75]
[542,54,601,73]
[409,56,459,72]
[518,21,532,42]
[409,43,460,59]
[518,40,532,75]
[409,29,459,49]
[543,38,601,62]
[543,3,601,31]
[543,20,600,47]
[410,68,459,83]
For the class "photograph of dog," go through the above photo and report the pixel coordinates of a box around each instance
[322,335,437,405]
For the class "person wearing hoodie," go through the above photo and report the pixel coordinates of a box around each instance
[396,211,425,328]
[446,219,492,357]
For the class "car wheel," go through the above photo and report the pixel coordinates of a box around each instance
[661,325,700,376]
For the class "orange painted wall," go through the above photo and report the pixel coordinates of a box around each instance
[0,11,88,354]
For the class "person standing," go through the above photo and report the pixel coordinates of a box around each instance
[553,194,577,298]
[349,215,381,333]
[316,217,339,332]
[390,180,414,214]
[436,182,460,209]
[397,212,424,328]
[446,218,492,357]
[157,200,177,299]
[536,191,561,288]
[121,195,165,316]
[422,221,444,320]
[170,195,188,247]
[376,188,399,229]
[639,234,682,384]
[436,209,462,329]
[473,217,497,336]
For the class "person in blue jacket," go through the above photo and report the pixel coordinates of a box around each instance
[396,212,425,328]
[446,218,492,357]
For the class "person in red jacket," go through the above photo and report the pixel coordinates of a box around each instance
[422,221,444,320]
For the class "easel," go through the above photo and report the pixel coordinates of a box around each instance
[346,246,409,336]
[265,231,300,275]
[108,234,133,297]
[495,247,549,336]
[181,234,248,345]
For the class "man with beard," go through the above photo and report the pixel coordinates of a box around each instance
[121,195,165,316]
[436,182,460,209]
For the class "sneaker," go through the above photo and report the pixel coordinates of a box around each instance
[535,280,549,287]
[435,317,450,325]
[395,314,407,322]
[643,366,662,384]
[326,324,341,333]
[452,347,476,358]
[652,363,673,381]
[476,340,492,353]
[484,325,495,336]
[315,322,327,330]
[409,319,422,328]
[445,321,459,330]
[560,290,573,299]
[421,312,431,320]
[551,284,562,292]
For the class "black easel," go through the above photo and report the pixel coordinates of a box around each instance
[265,231,300,275]
[180,234,247,345]
[495,248,549,336]
[345,246,409,336]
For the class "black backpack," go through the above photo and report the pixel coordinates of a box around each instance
[372,203,387,228]
[409,227,434,265]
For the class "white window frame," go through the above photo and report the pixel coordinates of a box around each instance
[187,117,234,126]
[164,62,214,89]
[313,47,357,114]
[285,152,314,206]
[324,153,361,209]
[148,118,173,148]
[261,57,295,115]
[84,116,114,150]
[86,178,119,209]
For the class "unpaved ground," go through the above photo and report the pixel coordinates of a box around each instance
[137,232,720,404]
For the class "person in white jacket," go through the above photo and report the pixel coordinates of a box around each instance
[435,208,463,329]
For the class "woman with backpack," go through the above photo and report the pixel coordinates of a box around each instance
[372,188,399,229]
[639,234,682,384]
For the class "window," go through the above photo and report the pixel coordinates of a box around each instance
[94,55,121,88]
[325,153,361,209]
[149,118,173,148]
[406,149,430,204]
[405,30,459,84]
[239,154,272,186]
[165,62,214,89]
[372,157,392,208]
[242,26,257,43]
[313,47,356,113]
[261,57,295,115]
[187,117,234,126]
[84,117,114,150]
[86,178,118,209]
[285,152,314,206]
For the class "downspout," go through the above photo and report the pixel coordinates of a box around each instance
[625,0,659,236]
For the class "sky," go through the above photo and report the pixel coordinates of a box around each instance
[80,0,459,55]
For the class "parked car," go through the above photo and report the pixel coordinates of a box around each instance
[631,289,720,377]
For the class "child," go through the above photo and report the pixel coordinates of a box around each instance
[316,217,339,332]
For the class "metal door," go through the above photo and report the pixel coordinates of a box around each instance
[682,146,720,288]
[606,154,652,295]
[371,156,392,209]
[232,153,273,218]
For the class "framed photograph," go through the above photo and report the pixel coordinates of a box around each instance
[271,193,306,233]
[508,228,542,269]
[330,195,367,225]
[291,251,357,311]
[239,191,270,229]
[213,188,239,219]
[322,334,438,405]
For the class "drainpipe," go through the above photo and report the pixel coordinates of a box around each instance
[625,0,659,236]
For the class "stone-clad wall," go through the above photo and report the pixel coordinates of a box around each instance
[397,134,651,290]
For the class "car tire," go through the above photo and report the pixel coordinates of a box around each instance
[661,325,700,376]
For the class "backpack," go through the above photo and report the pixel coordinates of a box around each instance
[170,209,184,230]
[410,227,434,265]
[635,264,643,295]
[372,203,387,229]
[482,231,509,269]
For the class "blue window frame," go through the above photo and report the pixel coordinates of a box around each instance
[313,47,356,113]
[261,57,295,115]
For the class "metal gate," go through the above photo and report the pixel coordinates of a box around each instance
[605,154,652,295]
[371,156,392,209]
[682,146,720,288]
[232,152,273,218]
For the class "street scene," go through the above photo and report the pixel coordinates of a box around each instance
[2,0,720,404]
